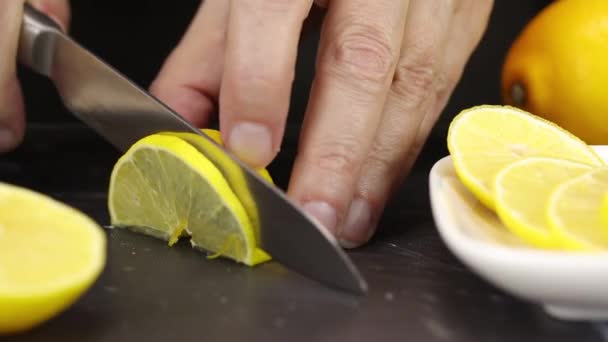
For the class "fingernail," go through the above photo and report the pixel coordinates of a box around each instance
[0,128,15,152]
[302,201,338,234]
[339,198,372,248]
[228,122,273,167]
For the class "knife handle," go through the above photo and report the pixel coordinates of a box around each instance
[18,3,63,77]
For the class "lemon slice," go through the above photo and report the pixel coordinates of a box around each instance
[447,105,603,209]
[163,129,273,239]
[601,193,608,228]
[0,183,106,334]
[547,167,608,250]
[494,157,594,248]
[108,133,271,266]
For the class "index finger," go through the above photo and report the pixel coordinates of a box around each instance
[219,0,313,168]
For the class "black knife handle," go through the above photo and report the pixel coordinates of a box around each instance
[17,3,64,77]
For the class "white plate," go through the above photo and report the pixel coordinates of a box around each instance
[429,146,608,321]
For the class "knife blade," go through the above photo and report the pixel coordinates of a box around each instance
[17,4,368,294]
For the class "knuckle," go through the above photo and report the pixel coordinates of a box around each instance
[392,52,438,101]
[365,143,396,174]
[324,22,397,86]
[311,138,362,179]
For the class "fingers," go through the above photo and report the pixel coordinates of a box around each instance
[400,0,494,173]
[219,0,313,168]
[287,0,408,235]
[0,0,71,153]
[0,0,27,152]
[27,0,71,31]
[149,0,229,127]
[338,0,493,247]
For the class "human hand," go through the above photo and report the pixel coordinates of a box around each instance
[150,0,494,248]
[0,0,69,152]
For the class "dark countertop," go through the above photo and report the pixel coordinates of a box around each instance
[3,127,606,342]
[3,1,607,341]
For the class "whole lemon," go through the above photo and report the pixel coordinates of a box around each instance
[501,0,608,144]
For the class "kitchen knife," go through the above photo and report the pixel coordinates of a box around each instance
[17,3,368,294]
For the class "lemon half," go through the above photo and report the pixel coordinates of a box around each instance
[0,183,106,334]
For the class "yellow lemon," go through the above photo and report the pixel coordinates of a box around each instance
[601,193,608,228]
[501,0,608,144]
[0,183,106,334]
[547,167,608,250]
[447,105,603,210]
[107,131,272,266]
[493,157,594,248]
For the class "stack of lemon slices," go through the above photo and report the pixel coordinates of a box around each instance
[447,105,608,251]
[107,128,273,266]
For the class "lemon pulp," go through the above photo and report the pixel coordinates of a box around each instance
[0,183,106,334]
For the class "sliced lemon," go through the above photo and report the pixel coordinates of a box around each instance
[447,105,603,209]
[494,157,594,248]
[601,193,608,228]
[107,133,271,266]
[0,183,106,334]
[164,129,273,241]
[547,167,608,250]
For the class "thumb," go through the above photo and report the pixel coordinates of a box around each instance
[0,1,27,152]
[0,0,71,153]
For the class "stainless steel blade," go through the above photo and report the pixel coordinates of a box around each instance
[18,4,367,294]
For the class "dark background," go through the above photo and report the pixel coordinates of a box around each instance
[10,1,606,342]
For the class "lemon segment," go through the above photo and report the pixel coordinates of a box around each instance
[494,157,594,248]
[108,134,270,266]
[447,105,604,209]
[547,167,608,250]
[0,183,106,334]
